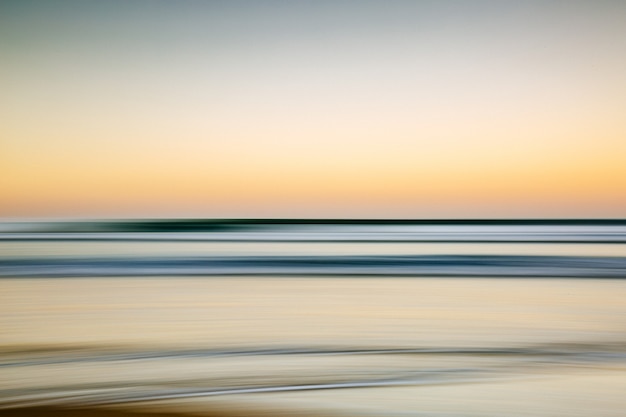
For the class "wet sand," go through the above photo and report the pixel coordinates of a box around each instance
[3,276,625,349]
[3,369,626,417]
[2,277,626,416]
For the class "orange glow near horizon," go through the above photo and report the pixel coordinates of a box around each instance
[2,1,625,219]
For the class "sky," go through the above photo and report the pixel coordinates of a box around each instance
[2,0,625,219]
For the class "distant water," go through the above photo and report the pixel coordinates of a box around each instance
[1,220,625,415]
[1,220,625,278]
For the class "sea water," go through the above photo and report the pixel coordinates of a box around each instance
[1,221,625,416]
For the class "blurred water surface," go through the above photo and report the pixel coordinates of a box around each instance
[1,221,625,416]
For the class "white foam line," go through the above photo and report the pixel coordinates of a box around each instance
[0,374,522,409]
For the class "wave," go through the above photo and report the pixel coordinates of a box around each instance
[2,231,626,243]
[1,255,625,278]
[2,221,626,243]
[2,342,625,409]
[3,344,626,368]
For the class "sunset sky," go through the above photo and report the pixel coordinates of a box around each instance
[2,0,625,219]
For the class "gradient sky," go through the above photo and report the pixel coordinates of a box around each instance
[2,0,625,218]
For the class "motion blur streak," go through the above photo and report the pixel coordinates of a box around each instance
[1,220,625,416]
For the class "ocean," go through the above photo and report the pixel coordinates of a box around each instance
[1,220,625,416]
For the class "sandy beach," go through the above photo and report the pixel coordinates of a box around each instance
[2,276,626,416]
